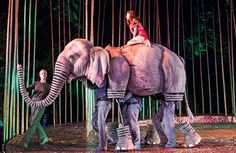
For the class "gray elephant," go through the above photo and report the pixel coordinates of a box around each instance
[18,38,187,150]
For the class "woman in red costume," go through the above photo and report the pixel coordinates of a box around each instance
[126,10,151,46]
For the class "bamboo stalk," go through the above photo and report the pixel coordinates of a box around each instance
[217,0,227,116]
[212,7,220,114]
[123,0,127,43]
[101,0,107,46]
[156,0,160,43]
[112,0,115,122]
[13,0,19,137]
[8,0,14,139]
[62,0,68,123]
[58,0,62,125]
[67,0,73,123]
[201,0,212,113]
[77,0,82,122]
[172,0,176,50]
[96,0,101,45]
[166,0,170,48]
[230,0,235,115]
[190,0,196,113]
[177,0,182,116]
[118,0,122,46]
[21,0,27,134]
[197,0,205,113]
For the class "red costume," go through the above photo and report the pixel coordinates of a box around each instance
[129,18,149,40]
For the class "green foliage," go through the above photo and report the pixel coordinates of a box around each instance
[185,6,229,58]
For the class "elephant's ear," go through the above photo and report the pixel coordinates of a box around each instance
[87,46,110,87]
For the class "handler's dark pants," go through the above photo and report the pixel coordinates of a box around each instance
[152,101,176,147]
[92,100,111,150]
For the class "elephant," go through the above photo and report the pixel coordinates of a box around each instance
[17,38,187,149]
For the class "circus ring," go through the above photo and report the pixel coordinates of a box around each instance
[3,116,236,153]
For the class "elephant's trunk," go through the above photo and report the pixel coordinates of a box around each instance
[18,55,71,107]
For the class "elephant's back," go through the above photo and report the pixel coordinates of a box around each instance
[122,44,165,96]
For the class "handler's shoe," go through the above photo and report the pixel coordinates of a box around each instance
[40,137,48,145]
[134,144,141,150]
[23,142,28,148]
[95,145,107,152]
[159,139,168,147]
[165,143,176,148]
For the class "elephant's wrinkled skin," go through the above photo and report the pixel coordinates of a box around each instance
[18,38,185,108]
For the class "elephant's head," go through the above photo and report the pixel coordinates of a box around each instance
[18,38,110,107]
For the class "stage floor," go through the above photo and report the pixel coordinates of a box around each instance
[4,121,236,153]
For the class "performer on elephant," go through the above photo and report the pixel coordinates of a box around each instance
[126,10,151,47]
[22,69,50,148]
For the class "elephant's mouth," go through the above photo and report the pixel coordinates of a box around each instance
[77,76,97,89]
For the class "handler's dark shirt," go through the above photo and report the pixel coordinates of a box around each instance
[26,81,50,100]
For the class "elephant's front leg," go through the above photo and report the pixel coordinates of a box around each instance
[108,56,130,99]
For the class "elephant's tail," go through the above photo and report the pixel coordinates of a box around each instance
[178,56,194,121]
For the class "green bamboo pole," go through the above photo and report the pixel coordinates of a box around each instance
[118,0,122,46]
[177,0,182,116]
[21,0,27,134]
[212,7,220,114]
[101,0,107,46]
[32,0,37,84]
[181,0,189,115]
[190,0,196,113]
[82,0,85,121]
[230,0,235,115]
[201,0,212,113]
[76,0,82,122]
[197,0,205,113]
[62,0,68,123]
[172,0,175,50]
[15,0,20,136]
[58,0,62,125]
[148,0,151,40]
[156,0,161,44]
[96,0,101,45]
[26,0,32,130]
[217,0,227,116]
[67,0,73,123]
[141,98,145,120]
[50,0,56,125]
[166,0,170,48]
[12,0,19,137]
[8,0,14,139]
[3,0,11,142]
[111,0,115,122]
[123,0,127,43]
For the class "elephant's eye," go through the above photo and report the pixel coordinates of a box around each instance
[69,54,79,59]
